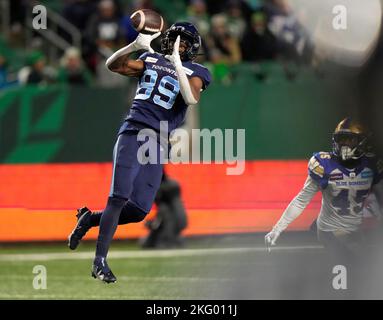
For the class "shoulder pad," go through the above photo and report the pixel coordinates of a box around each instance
[308,155,325,178]
[138,52,160,61]
[316,152,332,160]
[186,61,212,90]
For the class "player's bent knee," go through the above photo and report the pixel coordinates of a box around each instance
[107,196,127,209]
[119,202,148,224]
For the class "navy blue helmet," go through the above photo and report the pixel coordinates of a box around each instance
[161,22,201,61]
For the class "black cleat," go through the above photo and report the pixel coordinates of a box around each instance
[68,207,92,250]
[91,258,117,284]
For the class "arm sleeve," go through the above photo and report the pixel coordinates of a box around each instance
[272,176,320,233]
[308,154,328,189]
[175,63,198,105]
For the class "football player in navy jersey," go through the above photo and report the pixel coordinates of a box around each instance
[68,22,211,283]
[265,118,383,261]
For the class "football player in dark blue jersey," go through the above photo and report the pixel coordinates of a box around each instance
[68,22,211,283]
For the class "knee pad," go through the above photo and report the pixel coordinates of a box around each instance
[119,201,148,224]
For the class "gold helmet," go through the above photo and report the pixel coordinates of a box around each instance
[332,118,369,161]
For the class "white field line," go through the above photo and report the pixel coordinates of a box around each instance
[109,275,234,282]
[0,245,323,262]
[3,275,234,282]
[0,293,179,300]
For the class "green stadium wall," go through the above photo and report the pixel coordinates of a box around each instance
[0,71,348,164]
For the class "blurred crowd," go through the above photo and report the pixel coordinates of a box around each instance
[0,0,315,89]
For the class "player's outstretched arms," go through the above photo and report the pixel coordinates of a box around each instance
[106,32,161,77]
[265,176,319,249]
[165,36,203,105]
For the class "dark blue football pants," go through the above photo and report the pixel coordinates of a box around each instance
[95,131,164,259]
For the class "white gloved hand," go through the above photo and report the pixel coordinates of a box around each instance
[132,32,161,53]
[265,229,281,251]
[165,35,182,67]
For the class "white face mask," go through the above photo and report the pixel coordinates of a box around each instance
[340,145,356,161]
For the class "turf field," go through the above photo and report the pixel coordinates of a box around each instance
[1,232,383,300]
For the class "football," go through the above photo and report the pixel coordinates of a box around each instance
[130,9,164,34]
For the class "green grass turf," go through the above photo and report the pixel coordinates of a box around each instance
[0,241,250,300]
[2,233,347,300]
[4,239,383,300]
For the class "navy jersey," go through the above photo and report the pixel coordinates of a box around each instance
[122,52,211,133]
